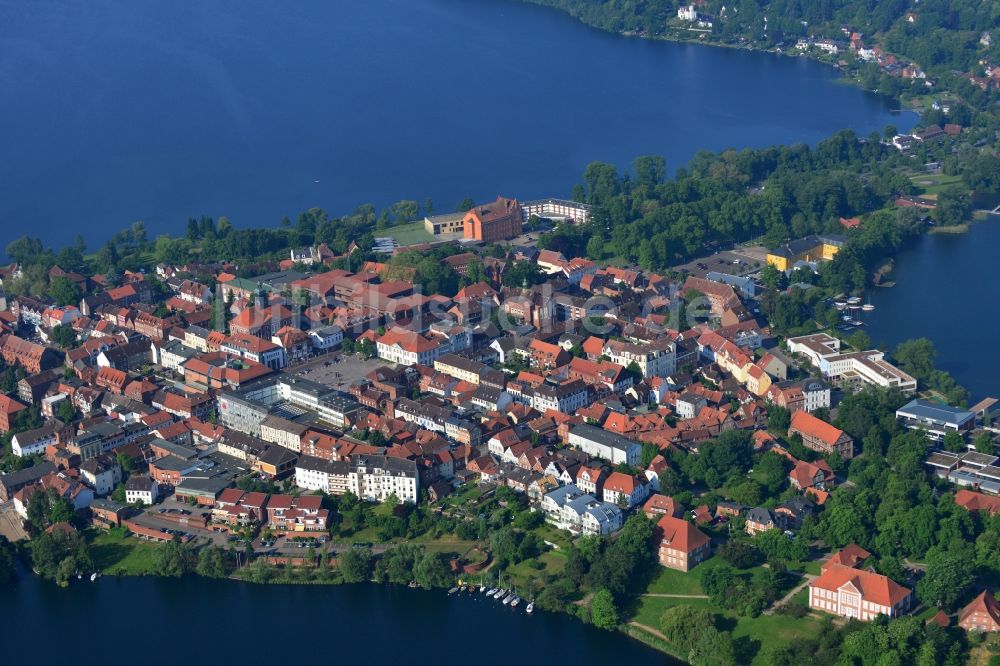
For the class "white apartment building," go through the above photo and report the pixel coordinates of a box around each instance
[295,455,419,504]
[567,423,641,467]
[604,339,676,379]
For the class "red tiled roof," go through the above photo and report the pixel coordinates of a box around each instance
[0,394,28,416]
[790,411,846,447]
[657,515,710,553]
[959,590,1000,627]
[822,544,871,572]
[604,471,639,494]
[811,563,911,607]
[955,489,1000,515]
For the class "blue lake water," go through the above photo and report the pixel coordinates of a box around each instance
[0,572,678,665]
[864,217,1000,403]
[0,0,908,249]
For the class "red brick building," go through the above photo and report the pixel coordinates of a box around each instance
[0,334,61,373]
[959,590,1000,633]
[0,394,28,433]
[656,515,710,572]
[789,411,855,459]
[463,197,523,242]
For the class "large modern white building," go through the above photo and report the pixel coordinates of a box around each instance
[567,423,641,467]
[787,333,917,393]
[520,198,592,225]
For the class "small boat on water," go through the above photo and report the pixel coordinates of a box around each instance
[847,296,862,305]
[502,592,514,605]
[494,588,506,600]
[90,573,98,582]
[486,587,497,596]
[511,596,521,608]
[526,602,534,614]
[834,301,848,310]
[448,587,459,595]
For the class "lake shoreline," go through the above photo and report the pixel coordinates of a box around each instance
[15,560,687,663]
[517,0,914,110]
[0,0,911,251]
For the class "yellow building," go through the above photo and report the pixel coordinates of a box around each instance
[423,212,465,236]
[766,234,846,271]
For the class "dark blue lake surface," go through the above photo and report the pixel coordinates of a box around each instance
[0,572,675,665]
[0,0,908,249]
[865,218,1000,403]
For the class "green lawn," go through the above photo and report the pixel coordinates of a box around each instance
[340,525,383,544]
[438,483,486,510]
[732,611,826,664]
[379,221,435,246]
[624,556,826,663]
[409,534,479,554]
[909,172,964,197]
[506,550,567,591]
[802,559,825,575]
[530,523,574,551]
[642,565,706,596]
[89,529,162,576]
[629,594,713,628]
[628,592,826,665]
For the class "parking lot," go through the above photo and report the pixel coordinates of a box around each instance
[133,500,232,546]
[672,245,767,279]
[287,351,386,390]
[254,533,335,557]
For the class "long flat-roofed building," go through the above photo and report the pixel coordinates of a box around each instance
[567,423,641,467]
[787,333,917,394]
[896,399,975,440]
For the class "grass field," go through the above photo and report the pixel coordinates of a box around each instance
[621,554,824,663]
[379,221,435,246]
[642,565,706,596]
[409,534,479,555]
[505,550,568,591]
[909,172,964,196]
[730,610,826,663]
[439,483,487,511]
[627,588,825,665]
[628,594,714,627]
[89,529,162,576]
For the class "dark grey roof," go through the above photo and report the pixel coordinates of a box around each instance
[778,496,813,515]
[353,454,418,477]
[124,475,154,491]
[897,399,974,427]
[0,461,57,489]
[295,455,351,476]
[90,498,126,513]
[258,445,299,467]
[568,423,637,452]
